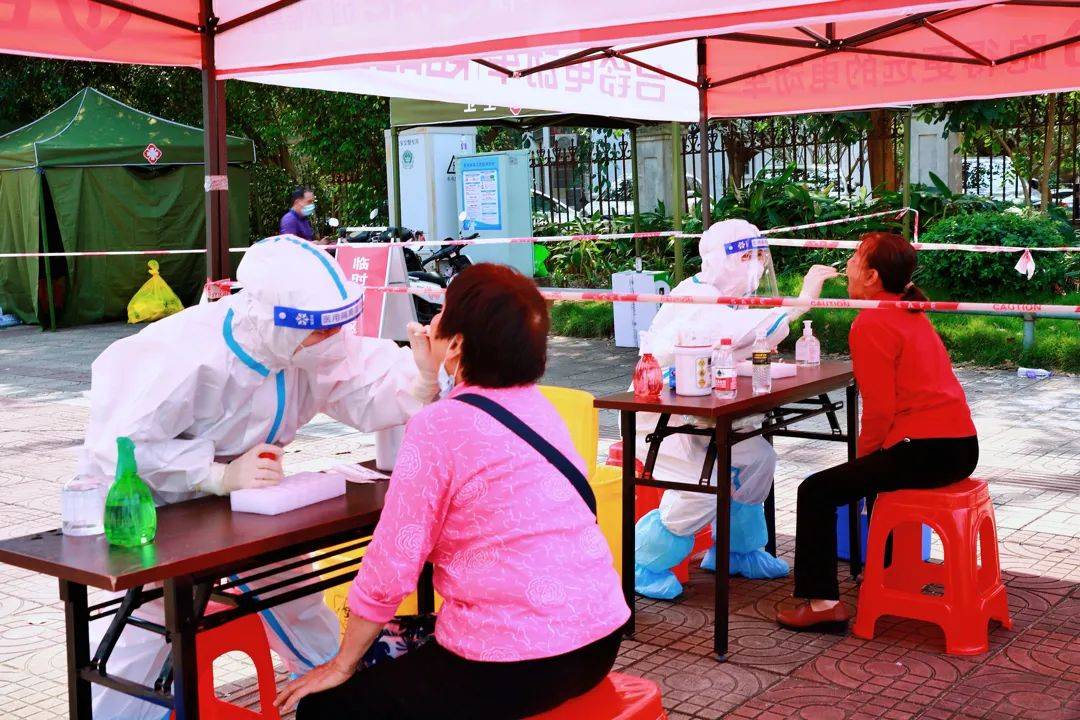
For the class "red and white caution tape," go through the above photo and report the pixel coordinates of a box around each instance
[366,285,1080,319]
[0,248,208,259]
[765,237,1080,253]
[761,207,919,241]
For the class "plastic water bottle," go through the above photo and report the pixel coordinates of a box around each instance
[633,332,663,398]
[104,437,157,547]
[751,331,772,396]
[1017,367,1052,380]
[711,338,737,400]
[795,320,821,367]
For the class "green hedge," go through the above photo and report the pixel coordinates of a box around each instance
[916,210,1076,299]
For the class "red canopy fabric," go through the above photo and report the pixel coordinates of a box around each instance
[0,0,200,66]
[703,3,1080,115]
[2,1,1079,117]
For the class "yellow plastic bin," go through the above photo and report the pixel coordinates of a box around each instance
[539,385,623,577]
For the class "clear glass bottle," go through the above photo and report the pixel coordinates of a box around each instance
[795,320,821,367]
[104,437,157,547]
[751,331,772,396]
[711,338,737,400]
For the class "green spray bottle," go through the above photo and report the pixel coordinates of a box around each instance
[104,437,157,547]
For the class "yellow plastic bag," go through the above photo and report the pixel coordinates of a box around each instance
[127,260,184,324]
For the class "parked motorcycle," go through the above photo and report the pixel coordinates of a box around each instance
[334,209,477,324]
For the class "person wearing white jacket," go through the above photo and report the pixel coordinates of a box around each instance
[633,220,838,599]
[78,234,439,720]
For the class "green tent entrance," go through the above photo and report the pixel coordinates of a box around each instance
[0,88,255,327]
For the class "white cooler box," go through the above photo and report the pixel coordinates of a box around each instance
[612,270,670,348]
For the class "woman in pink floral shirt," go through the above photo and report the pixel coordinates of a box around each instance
[278,264,629,719]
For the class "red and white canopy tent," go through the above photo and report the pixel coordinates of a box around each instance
[4,0,1080,277]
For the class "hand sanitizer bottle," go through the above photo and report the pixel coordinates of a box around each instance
[795,320,821,367]
[104,437,157,547]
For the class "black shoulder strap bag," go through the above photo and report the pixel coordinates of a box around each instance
[453,393,597,517]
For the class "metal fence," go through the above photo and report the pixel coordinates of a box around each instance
[959,96,1080,220]
[680,116,905,212]
[524,116,905,225]
[529,136,635,224]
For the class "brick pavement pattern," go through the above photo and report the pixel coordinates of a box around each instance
[1,323,1077,719]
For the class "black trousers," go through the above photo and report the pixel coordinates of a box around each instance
[296,630,622,720]
[794,436,979,600]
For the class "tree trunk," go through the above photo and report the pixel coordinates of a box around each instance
[1040,94,1059,212]
[868,109,897,192]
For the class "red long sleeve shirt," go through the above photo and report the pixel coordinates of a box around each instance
[850,295,977,456]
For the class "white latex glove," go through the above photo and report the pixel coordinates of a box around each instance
[204,444,284,496]
[406,321,439,403]
[406,321,437,377]
[799,264,841,300]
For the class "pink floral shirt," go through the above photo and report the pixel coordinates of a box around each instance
[348,384,629,661]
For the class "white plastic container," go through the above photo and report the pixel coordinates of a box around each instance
[674,335,713,396]
[375,425,405,471]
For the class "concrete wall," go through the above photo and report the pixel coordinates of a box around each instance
[908,117,964,192]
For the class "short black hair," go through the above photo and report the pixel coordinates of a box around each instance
[289,186,312,204]
[435,263,549,388]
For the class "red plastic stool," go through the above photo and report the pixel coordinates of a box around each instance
[612,444,712,585]
[171,600,280,720]
[852,479,1012,655]
[525,672,667,719]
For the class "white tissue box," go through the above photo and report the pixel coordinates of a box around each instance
[230,472,346,515]
[736,361,798,378]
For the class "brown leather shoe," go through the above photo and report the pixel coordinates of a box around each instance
[776,601,852,633]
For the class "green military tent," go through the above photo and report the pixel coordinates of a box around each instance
[0,88,254,327]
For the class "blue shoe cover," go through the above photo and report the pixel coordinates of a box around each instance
[700,544,716,572]
[730,549,789,579]
[730,501,768,554]
[634,510,694,599]
[699,503,788,578]
[634,565,685,600]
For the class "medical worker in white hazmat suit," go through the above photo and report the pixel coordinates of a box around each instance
[79,235,439,720]
[634,220,838,599]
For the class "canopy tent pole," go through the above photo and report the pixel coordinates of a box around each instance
[697,38,711,233]
[902,107,913,240]
[671,122,685,282]
[200,0,230,281]
[391,127,402,227]
[37,179,57,331]
[630,126,641,256]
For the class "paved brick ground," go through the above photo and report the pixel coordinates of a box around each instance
[1,323,1077,719]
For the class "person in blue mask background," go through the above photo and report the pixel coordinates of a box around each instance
[281,186,317,240]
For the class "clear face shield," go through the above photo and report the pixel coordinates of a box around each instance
[718,236,779,299]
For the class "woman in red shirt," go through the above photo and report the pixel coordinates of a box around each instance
[777,232,978,631]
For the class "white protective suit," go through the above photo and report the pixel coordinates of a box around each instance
[634,220,791,600]
[79,235,437,720]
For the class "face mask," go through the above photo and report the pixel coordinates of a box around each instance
[437,352,461,398]
[301,203,316,217]
[745,258,765,296]
[292,331,345,371]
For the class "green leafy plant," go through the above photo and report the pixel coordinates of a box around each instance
[917,210,1077,298]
